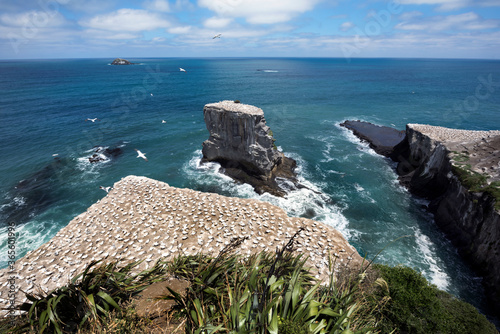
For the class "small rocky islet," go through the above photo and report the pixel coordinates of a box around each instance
[110,58,135,65]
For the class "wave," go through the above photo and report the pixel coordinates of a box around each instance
[182,150,353,239]
[0,217,61,269]
[414,227,450,290]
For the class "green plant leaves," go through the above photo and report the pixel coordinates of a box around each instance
[17,259,167,333]
[164,233,369,334]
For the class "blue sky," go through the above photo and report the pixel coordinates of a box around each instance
[1,0,499,59]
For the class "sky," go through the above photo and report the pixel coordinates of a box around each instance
[0,0,499,59]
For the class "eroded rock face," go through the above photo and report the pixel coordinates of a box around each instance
[202,101,297,196]
[341,120,500,317]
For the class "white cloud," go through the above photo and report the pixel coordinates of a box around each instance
[396,12,499,31]
[397,0,499,11]
[0,10,67,28]
[204,16,233,28]
[80,9,170,32]
[168,25,192,34]
[143,0,171,12]
[340,22,354,31]
[197,0,322,24]
[88,30,141,40]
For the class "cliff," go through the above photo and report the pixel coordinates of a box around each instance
[398,124,500,309]
[0,175,362,312]
[342,120,500,314]
[202,100,298,196]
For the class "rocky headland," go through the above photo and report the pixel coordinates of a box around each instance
[202,100,298,197]
[341,120,500,314]
[0,175,362,312]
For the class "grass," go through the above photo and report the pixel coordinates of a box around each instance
[2,234,498,333]
[3,260,167,333]
[451,164,500,211]
[368,264,498,334]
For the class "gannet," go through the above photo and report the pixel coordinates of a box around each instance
[99,186,112,193]
[135,149,148,162]
[85,118,100,122]
[179,68,186,72]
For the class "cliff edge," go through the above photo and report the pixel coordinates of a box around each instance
[342,120,500,315]
[0,175,362,312]
[202,101,298,196]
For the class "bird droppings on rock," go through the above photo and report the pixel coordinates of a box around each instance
[0,175,362,313]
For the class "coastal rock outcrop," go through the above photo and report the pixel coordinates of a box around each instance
[202,100,298,196]
[88,146,123,163]
[341,120,500,315]
[0,175,362,313]
[111,58,133,65]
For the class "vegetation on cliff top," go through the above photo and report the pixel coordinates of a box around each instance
[2,235,497,333]
[450,151,500,211]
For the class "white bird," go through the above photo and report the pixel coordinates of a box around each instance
[85,118,100,122]
[99,186,112,193]
[213,33,221,39]
[52,153,59,157]
[162,120,167,123]
[179,68,186,72]
[150,93,154,96]
[135,149,148,162]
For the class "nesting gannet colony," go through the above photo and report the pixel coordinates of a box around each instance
[0,175,362,310]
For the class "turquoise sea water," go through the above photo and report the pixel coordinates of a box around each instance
[1,58,499,318]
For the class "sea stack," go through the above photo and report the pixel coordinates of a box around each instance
[202,100,297,196]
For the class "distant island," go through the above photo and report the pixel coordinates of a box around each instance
[111,58,135,65]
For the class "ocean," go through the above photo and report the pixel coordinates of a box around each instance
[1,57,499,318]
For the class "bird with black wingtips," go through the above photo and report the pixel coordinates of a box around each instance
[135,149,148,162]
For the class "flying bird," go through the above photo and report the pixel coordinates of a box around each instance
[179,68,186,72]
[135,149,148,162]
[99,186,112,193]
[162,120,167,123]
[85,118,100,122]
[213,33,221,39]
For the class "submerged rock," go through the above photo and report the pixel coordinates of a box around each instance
[88,146,123,163]
[201,100,298,196]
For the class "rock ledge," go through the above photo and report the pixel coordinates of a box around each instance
[0,175,362,313]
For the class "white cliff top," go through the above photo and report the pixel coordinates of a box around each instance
[205,100,264,115]
[408,124,500,143]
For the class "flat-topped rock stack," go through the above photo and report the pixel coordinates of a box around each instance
[202,101,298,196]
[0,175,362,312]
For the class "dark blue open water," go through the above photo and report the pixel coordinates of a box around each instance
[1,57,499,319]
